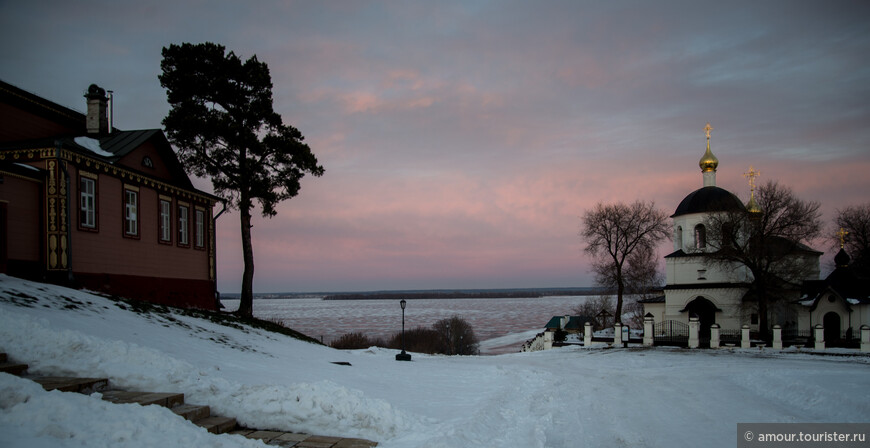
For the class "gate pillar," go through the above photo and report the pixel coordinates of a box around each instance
[861,325,870,353]
[688,316,700,349]
[772,325,782,350]
[584,322,592,347]
[741,324,751,348]
[643,313,654,347]
[814,324,825,350]
[709,323,720,349]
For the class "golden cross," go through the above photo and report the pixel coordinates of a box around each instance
[704,122,713,139]
[837,227,849,248]
[743,165,760,192]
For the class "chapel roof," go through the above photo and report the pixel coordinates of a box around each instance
[671,186,746,218]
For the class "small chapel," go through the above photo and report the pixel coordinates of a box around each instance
[640,124,870,347]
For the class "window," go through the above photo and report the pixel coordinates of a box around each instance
[159,199,172,243]
[676,226,683,251]
[194,209,205,249]
[124,188,139,237]
[178,203,189,246]
[697,269,707,280]
[80,176,97,229]
[694,224,706,250]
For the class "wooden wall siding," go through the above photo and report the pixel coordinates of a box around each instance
[0,172,42,262]
[69,167,212,282]
[116,140,173,182]
[75,272,217,310]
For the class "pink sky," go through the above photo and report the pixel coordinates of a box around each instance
[2,1,868,292]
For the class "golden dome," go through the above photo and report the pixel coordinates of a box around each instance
[746,195,762,214]
[699,122,718,173]
[699,144,718,173]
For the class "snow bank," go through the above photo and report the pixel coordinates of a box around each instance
[0,373,265,448]
[2,275,869,448]
[0,276,418,441]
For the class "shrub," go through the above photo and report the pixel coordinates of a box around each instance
[330,332,377,349]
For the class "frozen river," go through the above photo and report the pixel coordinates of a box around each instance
[221,295,599,354]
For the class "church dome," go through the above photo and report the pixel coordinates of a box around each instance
[672,186,746,218]
[699,146,719,173]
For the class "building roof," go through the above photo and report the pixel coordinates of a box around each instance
[799,262,870,309]
[637,295,665,303]
[545,315,595,331]
[672,186,746,218]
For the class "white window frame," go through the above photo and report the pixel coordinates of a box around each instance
[195,208,205,248]
[124,188,139,237]
[159,199,172,242]
[178,203,189,245]
[80,177,96,228]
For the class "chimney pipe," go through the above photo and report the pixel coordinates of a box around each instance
[84,84,109,136]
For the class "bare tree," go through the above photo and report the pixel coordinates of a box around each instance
[581,201,670,324]
[573,295,615,331]
[703,180,822,338]
[833,203,870,275]
[432,316,480,355]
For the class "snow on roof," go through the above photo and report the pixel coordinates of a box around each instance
[73,136,114,158]
[12,163,40,171]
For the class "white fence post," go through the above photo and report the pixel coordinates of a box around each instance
[861,325,870,353]
[710,323,720,349]
[613,322,623,346]
[772,325,782,350]
[814,324,825,350]
[584,322,592,347]
[688,316,700,348]
[643,313,654,347]
[741,324,751,349]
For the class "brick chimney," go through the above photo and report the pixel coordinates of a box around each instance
[84,84,109,136]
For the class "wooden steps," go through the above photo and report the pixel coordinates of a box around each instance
[0,352,29,375]
[1,351,237,435]
[0,352,377,445]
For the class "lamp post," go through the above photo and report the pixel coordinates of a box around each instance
[396,299,411,361]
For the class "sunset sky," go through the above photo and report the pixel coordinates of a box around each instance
[2,1,868,293]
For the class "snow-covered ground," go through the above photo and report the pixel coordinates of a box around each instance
[1,275,868,448]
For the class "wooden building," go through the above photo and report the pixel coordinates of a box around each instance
[0,80,222,310]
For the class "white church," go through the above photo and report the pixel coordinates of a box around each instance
[639,124,870,347]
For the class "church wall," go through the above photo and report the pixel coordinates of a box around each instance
[662,287,747,330]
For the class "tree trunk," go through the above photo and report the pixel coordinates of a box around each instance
[615,265,624,325]
[236,202,255,318]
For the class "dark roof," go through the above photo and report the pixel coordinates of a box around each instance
[638,295,665,303]
[800,263,870,309]
[545,315,595,330]
[664,282,751,291]
[672,186,746,218]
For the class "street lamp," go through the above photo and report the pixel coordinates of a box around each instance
[396,299,411,361]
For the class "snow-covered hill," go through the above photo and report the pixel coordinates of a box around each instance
[1,275,868,447]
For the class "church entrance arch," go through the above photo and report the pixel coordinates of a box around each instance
[823,312,841,345]
[683,297,719,346]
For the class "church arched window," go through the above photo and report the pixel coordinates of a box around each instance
[694,224,707,250]
[676,226,683,250]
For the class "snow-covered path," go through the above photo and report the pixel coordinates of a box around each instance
[1,275,868,448]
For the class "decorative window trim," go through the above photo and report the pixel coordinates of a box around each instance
[177,201,190,247]
[78,172,99,232]
[194,207,206,250]
[158,197,172,244]
[123,185,140,239]
[694,224,707,250]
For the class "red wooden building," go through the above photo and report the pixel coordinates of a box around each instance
[0,80,222,310]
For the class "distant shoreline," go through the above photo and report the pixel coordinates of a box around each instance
[221,287,610,301]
